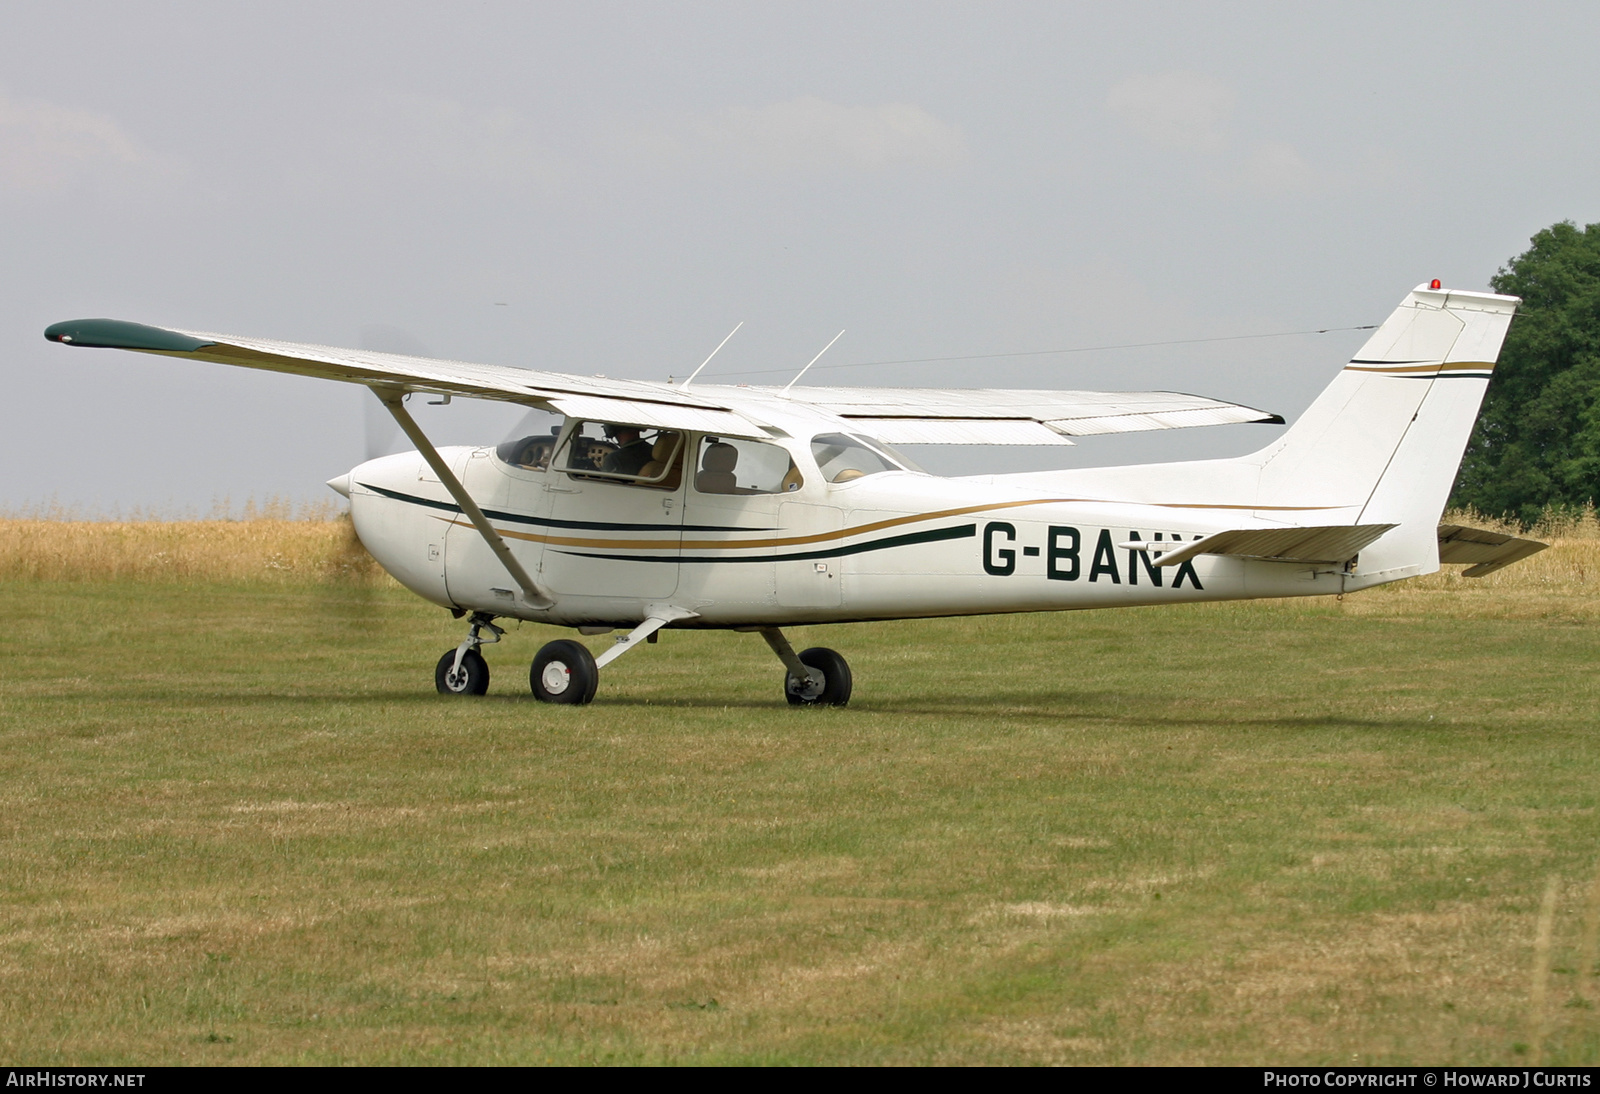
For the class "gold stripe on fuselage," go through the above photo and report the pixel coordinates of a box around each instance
[1343,360,1494,374]
[430,495,1352,553]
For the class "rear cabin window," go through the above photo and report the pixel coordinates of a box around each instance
[809,433,914,483]
[693,437,803,495]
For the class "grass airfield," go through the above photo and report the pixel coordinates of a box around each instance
[1,522,1599,1064]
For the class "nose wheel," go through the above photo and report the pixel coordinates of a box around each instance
[435,648,490,694]
[434,611,502,696]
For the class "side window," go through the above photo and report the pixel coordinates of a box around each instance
[693,437,803,495]
[561,422,684,489]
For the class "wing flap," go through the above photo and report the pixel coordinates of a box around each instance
[764,384,1283,443]
[841,418,1076,446]
[1437,523,1549,577]
[1045,404,1285,436]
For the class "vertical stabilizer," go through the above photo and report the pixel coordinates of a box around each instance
[1254,284,1518,578]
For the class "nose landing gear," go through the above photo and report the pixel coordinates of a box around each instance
[435,612,502,696]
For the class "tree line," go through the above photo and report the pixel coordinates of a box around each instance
[1451,221,1600,526]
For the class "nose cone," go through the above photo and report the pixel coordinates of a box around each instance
[325,472,352,499]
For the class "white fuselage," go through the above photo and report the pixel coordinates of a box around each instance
[347,416,1382,631]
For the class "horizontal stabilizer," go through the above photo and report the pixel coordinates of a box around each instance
[1137,524,1397,567]
[1437,524,1548,577]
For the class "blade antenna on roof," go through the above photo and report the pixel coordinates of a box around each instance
[680,322,743,388]
[781,330,845,395]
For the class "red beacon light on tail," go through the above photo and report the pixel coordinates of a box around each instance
[1430,279,1442,290]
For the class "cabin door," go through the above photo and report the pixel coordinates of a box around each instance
[538,422,687,601]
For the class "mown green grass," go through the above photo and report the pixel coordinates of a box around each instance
[1,580,1597,1064]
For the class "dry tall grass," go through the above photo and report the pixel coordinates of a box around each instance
[3,495,345,523]
[1352,505,1600,619]
[0,516,386,584]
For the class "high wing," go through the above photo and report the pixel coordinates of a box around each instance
[44,317,1282,445]
[762,386,1285,445]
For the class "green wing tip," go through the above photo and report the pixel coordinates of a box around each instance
[44,319,215,354]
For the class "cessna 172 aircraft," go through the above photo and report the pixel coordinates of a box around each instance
[44,282,1545,706]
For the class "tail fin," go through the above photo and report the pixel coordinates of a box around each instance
[1254,283,1518,578]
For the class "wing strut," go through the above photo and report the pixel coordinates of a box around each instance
[376,389,555,610]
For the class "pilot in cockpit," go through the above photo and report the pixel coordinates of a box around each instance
[600,424,654,477]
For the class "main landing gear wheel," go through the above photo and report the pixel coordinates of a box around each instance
[785,647,852,707]
[531,640,599,705]
[435,648,490,695]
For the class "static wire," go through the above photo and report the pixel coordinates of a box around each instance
[699,324,1380,381]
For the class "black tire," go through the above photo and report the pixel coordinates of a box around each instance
[435,648,490,695]
[531,639,599,705]
[785,647,852,707]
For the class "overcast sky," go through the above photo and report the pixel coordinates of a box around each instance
[5,1,1598,514]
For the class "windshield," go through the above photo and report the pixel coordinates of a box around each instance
[809,433,919,483]
[495,408,564,470]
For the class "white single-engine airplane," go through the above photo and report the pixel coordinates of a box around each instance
[45,282,1546,706]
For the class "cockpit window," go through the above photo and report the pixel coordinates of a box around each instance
[561,421,685,489]
[809,433,917,483]
[693,437,803,495]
